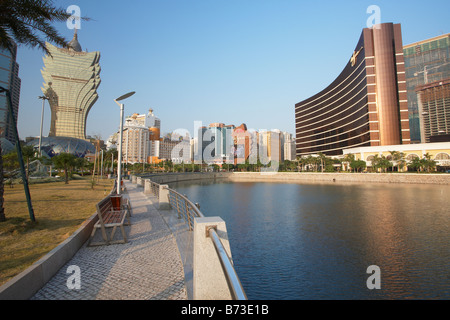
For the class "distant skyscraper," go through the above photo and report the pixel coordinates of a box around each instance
[41,29,101,140]
[233,124,251,164]
[403,33,450,143]
[260,131,281,163]
[144,109,161,162]
[283,132,296,161]
[118,109,163,164]
[0,41,21,144]
[415,79,450,142]
[198,123,236,164]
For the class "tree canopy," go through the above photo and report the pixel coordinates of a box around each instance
[0,0,88,54]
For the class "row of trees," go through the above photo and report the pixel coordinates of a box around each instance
[124,151,442,174]
[3,146,121,184]
[341,151,438,173]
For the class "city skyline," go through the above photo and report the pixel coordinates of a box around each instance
[14,0,450,142]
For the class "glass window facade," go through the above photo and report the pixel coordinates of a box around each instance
[0,44,20,144]
[295,23,409,157]
[41,40,101,140]
[26,136,96,158]
[403,34,450,143]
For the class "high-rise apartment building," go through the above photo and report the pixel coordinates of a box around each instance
[415,79,450,142]
[122,115,150,164]
[403,33,450,142]
[41,30,101,140]
[198,123,235,164]
[233,123,252,164]
[0,41,21,144]
[283,132,296,161]
[295,23,410,156]
[259,130,282,163]
[118,109,164,164]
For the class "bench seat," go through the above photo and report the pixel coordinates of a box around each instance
[87,194,131,246]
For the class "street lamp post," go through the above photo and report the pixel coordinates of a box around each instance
[38,96,49,157]
[114,91,135,194]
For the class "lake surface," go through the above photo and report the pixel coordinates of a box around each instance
[169,179,450,300]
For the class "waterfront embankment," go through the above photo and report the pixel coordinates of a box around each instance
[140,172,450,185]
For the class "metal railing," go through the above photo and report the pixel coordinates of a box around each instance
[208,227,247,300]
[148,180,160,199]
[142,176,247,300]
[167,188,203,230]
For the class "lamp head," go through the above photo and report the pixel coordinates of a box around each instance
[115,91,136,102]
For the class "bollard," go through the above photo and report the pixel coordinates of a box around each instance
[158,185,171,210]
[193,217,233,300]
[144,179,151,194]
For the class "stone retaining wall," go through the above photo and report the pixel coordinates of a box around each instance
[140,171,450,185]
[228,172,450,185]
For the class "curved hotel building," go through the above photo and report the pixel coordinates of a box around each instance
[295,23,410,156]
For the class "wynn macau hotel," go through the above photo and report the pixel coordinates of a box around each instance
[295,23,411,157]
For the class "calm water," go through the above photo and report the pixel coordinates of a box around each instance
[169,180,450,300]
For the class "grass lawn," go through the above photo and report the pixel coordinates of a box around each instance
[0,177,114,286]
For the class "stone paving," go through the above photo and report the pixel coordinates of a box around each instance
[31,180,188,300]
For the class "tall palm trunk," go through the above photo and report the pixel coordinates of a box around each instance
[0,144,5,222]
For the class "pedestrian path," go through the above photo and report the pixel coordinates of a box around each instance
[31,180,188,300]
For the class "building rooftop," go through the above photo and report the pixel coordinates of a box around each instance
[67,29,82,52]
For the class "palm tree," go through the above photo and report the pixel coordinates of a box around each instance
[52,153,76,184]
[371,154,381,172]
[409,157,422,173]
[0,0,89,55]
[389,151,406,172]
[343,154,355,172]
[0,0,89,222]
[21,145,35,178]
[0,145,4,222]
[317,152,327,173]
[421,153,436,173]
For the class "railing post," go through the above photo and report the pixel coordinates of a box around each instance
[144,179,151,194]
[185,201,192,231]
[158,185,170,210]
[193,216,233,300]
[175,194,181,219]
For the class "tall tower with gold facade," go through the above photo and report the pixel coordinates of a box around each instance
[41,29,101,140]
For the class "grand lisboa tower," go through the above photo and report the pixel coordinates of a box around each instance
[27,29,100,157]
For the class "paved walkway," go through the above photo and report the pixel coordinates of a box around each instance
[31,180,188,300]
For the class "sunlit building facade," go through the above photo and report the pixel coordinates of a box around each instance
[41,30,101,140]
[198,123,235,164]
[415,79,450,143]
[283,132,296,161]
[295,23,410,156]
[122,115,150,164]
[403,33,450,143]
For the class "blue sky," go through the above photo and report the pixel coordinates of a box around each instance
[15,0,449,141]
